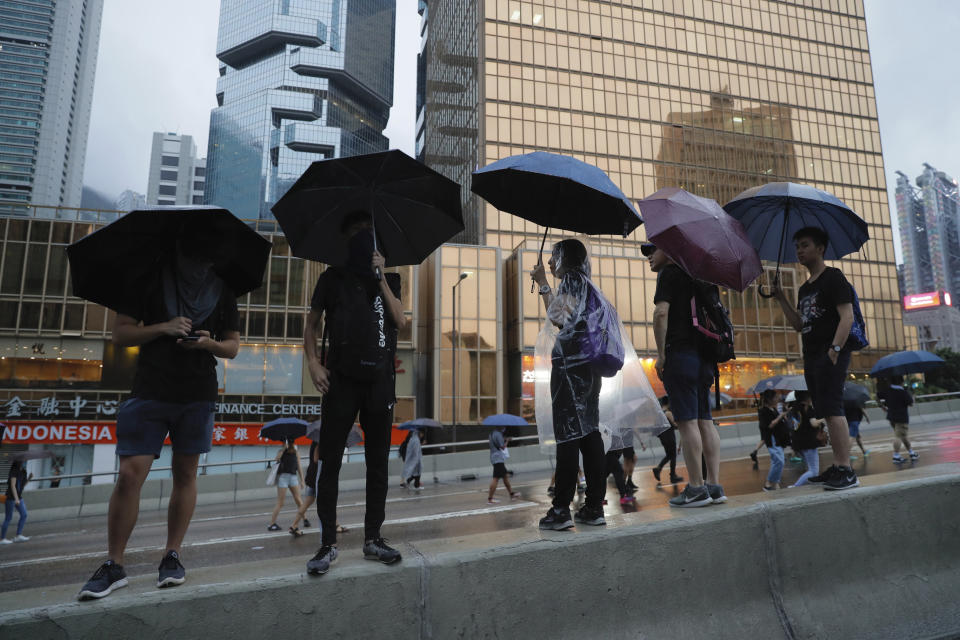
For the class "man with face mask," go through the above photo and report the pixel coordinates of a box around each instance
[78,236,240,600]
[303,211,407,576]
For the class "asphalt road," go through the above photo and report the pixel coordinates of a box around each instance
[2,420,958,596]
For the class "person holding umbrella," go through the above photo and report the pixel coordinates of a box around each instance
[77,233,242,600]
[770,227,859,490]
[268,440,305,532]
[877,375,917,463]
[401,428,425,491]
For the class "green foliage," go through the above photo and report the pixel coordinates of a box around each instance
[922,348,960,393]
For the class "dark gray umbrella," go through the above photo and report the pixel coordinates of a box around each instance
[842,383,871,407]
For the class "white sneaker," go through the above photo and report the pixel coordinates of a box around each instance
[892,454,905,463]
[0,539,12,545]
[14,535,29,542]
[909,451,919,459]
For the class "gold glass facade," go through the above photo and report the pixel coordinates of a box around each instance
[424,0,904,413]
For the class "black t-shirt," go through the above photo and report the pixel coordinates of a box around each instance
[844,404,865,423]
[796,267,853,356]
[310,268,402,371]
[119,276,239,403]
[6,466,26,498]
[758,405,791,448]
[791,404,821,450]
[653,264,697,352]
[878,386,913,423]
[278,450,298,475]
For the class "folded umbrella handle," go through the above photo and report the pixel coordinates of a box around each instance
[758,270,780,299]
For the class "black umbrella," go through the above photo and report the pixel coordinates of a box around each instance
[271,150,464,267]
[842,383,871,408]
[259,418,309,442]
[67,207,271,311]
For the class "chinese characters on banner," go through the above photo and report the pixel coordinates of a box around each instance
[1,422,315,446]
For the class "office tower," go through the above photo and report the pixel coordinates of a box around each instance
[0,0,104,212]
[204,0,396,221]
[114,189,146,212]
[145,132,205,206]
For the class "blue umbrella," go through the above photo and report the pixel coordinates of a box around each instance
[869,350,945,378]
[481,414,528,427]
[722,182,868,297]
[749,375,808,394]
[398,418,443,431]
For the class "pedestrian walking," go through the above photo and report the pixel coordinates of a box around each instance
[303,212,406,576]
[603,448,634,505]
[532,239,613,530]
[268,440,304,532]
[1,460,30,543]
[401,429,425,490]
[290,441,317,537]
[771,227,860,490]
[652,396,683,486]
[622,438,639,492]
[878,376,917,463]
[845,402,870,458]
[488,426,520,504]
[758,390,790,491]
[644,243,725,507]
[788,392,826,487]
[77,237,241,600]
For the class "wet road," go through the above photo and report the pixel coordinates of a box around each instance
[2,421,959,596]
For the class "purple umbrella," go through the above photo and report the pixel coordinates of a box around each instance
[637,187,762,292]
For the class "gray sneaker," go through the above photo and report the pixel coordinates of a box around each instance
[157,550,186,588]
[307,545,338,575]
[363,538,402,564]
[706,483,728,504]
[669,485,712,508]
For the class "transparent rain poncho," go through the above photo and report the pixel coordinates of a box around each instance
[535,243,670,452]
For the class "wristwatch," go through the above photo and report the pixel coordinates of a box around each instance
[539,284,551,295]
[831,344,842,353]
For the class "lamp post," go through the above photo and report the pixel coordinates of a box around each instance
[451,271,469,449]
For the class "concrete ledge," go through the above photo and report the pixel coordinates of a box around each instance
[3,472,959,639]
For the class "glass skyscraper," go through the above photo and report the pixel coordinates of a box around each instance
[204,0,396,221]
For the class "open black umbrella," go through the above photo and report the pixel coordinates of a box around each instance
[271,150,464,267]
[842,383,871,407]
[259,418,309,442]
[67,207,271,311]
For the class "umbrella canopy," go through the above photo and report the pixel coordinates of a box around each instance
[481,414,528,427]
[305,421,364,447]
[842,383,871,407]
[869,350,945,378]
[398,418,443,431]
[637,187,762,291]
[271,150,464,267]
[259,417,309,442]
[749,375,808,394]
[2,450,55,462]
[471,152,642,237]
[67,207,271,312]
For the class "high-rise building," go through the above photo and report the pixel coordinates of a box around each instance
[204,0,396,221]
[895,164,960,298]
[419,0,905,421]
[114,189,146,212]
[0,0,104,212]
[145,132,206,207]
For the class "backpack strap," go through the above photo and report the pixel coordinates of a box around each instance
[320,319,328,367]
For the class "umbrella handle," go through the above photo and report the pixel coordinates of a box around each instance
[758,268,780,299]
[531,227,549,293]
[371,211,382,282]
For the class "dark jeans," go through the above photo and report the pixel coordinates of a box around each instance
[553,430,605,511]
[316,373,394,545]
[656,428,678,476]
[2,498,27,538]
[605,450,627,497]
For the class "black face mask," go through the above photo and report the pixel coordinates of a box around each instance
[345,229,376,279]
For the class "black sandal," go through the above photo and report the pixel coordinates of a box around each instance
[268,523,281,531]
[289,526,304,537]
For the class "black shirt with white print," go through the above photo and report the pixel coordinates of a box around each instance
[796,267,852,356]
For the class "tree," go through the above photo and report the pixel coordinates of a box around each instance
[923,348,960,393]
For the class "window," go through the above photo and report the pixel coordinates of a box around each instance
[160,156,178,167]
[158,199,175,206]
[193,181,204,191]
[192,195,203,204]
[158,185,176,196]
[160,170,178,181]
[194,166,205,177]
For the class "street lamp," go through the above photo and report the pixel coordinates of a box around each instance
[452,271,470,448]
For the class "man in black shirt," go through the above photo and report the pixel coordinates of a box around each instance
[304,212,407,576]
[877,375,917,463]
[773,227,858,490]
[645,243,725,507]
[79,241,240,600]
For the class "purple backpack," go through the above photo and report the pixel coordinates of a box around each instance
[578,285,625,377]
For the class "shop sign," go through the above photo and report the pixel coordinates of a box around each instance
[1,394,323,420]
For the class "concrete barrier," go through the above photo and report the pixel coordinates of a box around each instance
[3,472,959,639]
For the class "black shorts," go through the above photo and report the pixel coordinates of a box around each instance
[622,447,636,462]
[803,349,851,419]
[492,462,508,479]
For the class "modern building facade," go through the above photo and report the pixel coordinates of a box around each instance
[0,0,104,212]
[114,189,145,212]
[145,133,206,207]
[420,0,905,417]
[204,0,396,221]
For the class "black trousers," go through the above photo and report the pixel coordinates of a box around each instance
[316,372,394,545]
[656,428,677,476]
[553,430,605,511]
[605,449,627,497]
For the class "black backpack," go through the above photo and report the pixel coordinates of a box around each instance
[321,269,397,382]
[690,280,735,364]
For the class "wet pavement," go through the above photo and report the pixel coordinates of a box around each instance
[1,420,958,606]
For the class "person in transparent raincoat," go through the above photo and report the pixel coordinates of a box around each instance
[530,239,615,530]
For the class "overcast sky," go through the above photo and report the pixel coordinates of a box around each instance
[83,1,960,264]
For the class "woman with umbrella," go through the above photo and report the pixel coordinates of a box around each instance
[268,440,305,533]
[400,427,425,491]
[2,459,31,543]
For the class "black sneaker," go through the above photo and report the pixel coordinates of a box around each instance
[547,485,555,497]
[824,466,859,491]
[625,478,638,491]
[539,507,574,530]
[157,550,186,588]
[306,545,338,575]
[706,483,728,504]
[303,519,311,528]
[651,467,662,482]
[669,475,684,485]
[363,537,402,564]
[807,465,840,485]
[267,523,281,531]
[78,560,128,600]
[574,505,607,526]
[669,485,712,508]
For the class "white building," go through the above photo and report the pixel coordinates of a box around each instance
[114,189,146,212]
[145,132,206,206]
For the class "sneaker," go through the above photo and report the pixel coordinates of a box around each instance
[306,545,338,575]
[762,484,777,492]
[669,485,712,508]
[824,466,859,491]
[909,451,919,460]
[510,492,522,501]
[157,550,186,588]
[547,485,555,497]
[363,537,402,564]
[625,479,638,491]
[651,467,662,482]
[749,450,758,464]
[413,485,424,491]
[302,519,311,528]
[892,454,905,463]
[576,482,586,495]
[706,483,728,504]
[487,498,501,504]
[619,495,635,505]
[538,507,574,531]
[807,465,840,484]
[267,523,281,531]
[669,475,684,485]
[574,505,607,526]
[0,539,11,545]
[78,560,128,600]
[290,526,304,537]
[13,534,29,542]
